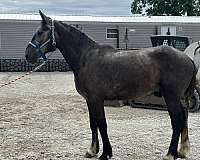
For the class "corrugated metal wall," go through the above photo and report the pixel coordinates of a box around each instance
[0,20,63,59]
[118,24,157,49]
[83,23,118,47]
[177,24,200,43]
[0,21,36,59]
[1,20,200,60]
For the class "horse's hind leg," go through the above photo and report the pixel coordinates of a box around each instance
[163,93,185,160]
[178,99,190,158]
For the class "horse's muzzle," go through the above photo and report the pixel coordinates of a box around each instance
[25,46,38,64]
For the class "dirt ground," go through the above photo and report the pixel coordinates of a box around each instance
[0,72,200,160]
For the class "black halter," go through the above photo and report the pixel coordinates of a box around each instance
[29,19,56,61]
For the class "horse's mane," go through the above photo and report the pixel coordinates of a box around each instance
[58,21,116,51]
[59,21,96,46]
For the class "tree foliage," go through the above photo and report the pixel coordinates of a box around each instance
[131,0,200,16]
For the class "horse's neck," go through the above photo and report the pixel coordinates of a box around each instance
[55,22,96,74]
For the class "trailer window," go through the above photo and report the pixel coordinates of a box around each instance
[106,28,118,39]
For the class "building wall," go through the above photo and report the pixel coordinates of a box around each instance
[82,23,119,47]
[78,23,157,49]
[0,20,62,59]
[1,20,200,60]
[156,24,198,44]
[118,24,157,49]
[177,24,200,43]
[0,21,36,59]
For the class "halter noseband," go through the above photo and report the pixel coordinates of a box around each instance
[29,19,56,61]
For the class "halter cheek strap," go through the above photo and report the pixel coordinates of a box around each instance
[29,19,56,61]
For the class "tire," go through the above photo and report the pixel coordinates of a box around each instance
[189,88,200,112]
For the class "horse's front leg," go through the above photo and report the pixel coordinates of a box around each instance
[85,103,99,158]
[86,97,112,160]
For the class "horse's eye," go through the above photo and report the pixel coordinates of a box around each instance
[37,31,43,36]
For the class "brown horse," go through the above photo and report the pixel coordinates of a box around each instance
[25,11,196,160]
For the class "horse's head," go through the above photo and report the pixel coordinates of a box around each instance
[25,10,57,64]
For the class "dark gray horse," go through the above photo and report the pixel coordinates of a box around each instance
[25,11,196,160]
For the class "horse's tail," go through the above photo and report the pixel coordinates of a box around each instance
[193,45,200,70]
[185,58,198,97]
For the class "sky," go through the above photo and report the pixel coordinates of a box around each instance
[0,0,133,16]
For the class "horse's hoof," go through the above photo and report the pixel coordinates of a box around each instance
[177,148,189,159]
[177,152,186,159]
[163,154,176,160]
[178,142,190,159]
[99,153,112,160]
[99,157,108,160]
[84,151,97,158]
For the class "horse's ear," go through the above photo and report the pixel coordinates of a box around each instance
[39,10,51,25]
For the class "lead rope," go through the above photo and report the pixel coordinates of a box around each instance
[0,52,53,89]
[0,19,56,89]
[0,62,45,89]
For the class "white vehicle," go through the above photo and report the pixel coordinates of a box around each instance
[184,42,200,112]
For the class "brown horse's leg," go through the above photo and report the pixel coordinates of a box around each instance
[163,93,185,160]
[86,97,112,160]
[85,103,99,158]
[178,99,190,158]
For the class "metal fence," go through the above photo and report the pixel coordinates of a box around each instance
[0,59,71,72]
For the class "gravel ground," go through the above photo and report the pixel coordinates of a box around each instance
[0,72,200,160]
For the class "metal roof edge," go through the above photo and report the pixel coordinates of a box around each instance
[0,14,200,23]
